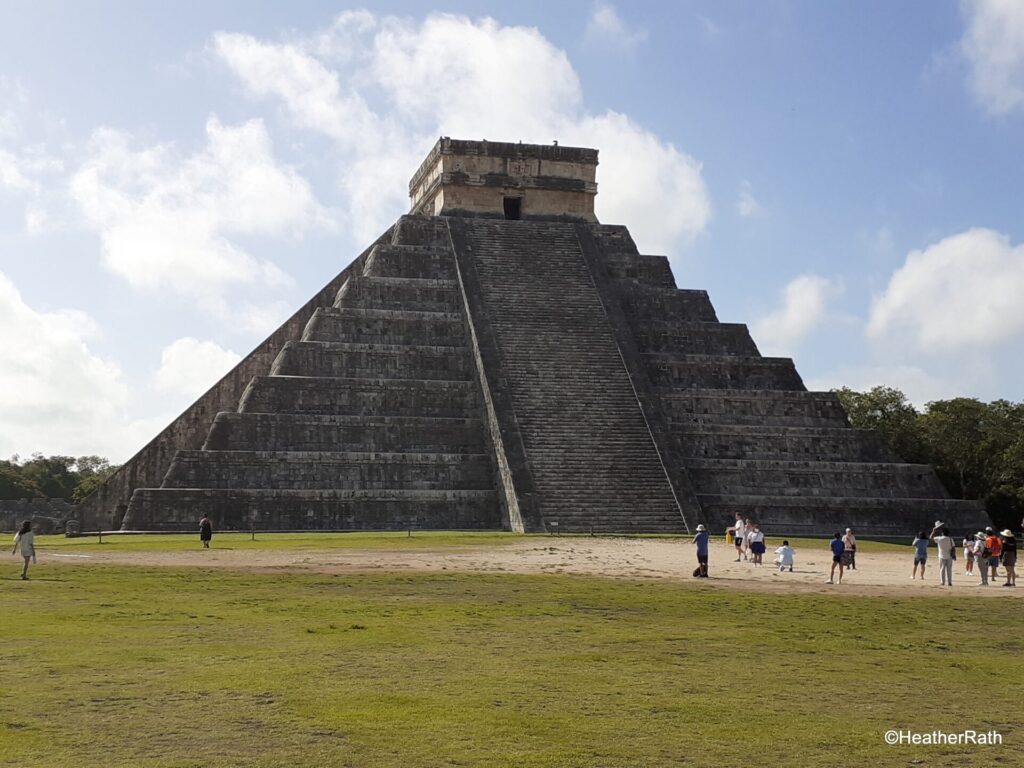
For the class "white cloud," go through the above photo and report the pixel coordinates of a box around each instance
[155,337,242,399]
[867,228,1024,351]
[0,148,36,193]
[960,0,1024,114]
[69,117,328,308]
[752,274,840,356]
[585,3,648,49]
[213,12,709,253]
[0,271,157,461]
[736,179,764,218]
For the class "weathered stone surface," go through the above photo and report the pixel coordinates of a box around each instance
[79,138,988,536]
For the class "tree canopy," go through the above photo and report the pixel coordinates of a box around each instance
[834,387,1024,530]
[0,454,120,503]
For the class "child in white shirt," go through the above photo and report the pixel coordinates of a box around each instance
[774,540,795,572]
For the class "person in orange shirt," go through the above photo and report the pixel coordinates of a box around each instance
[984,527,1002,584]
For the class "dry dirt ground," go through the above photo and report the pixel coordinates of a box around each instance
[38,538,1022,599]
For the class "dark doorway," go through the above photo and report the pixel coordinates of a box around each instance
[503,197,522,220]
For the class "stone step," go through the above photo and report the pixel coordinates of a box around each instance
[631,322,759,355]
[125,487,500,531]
[618,286,719,323]
[662,388,850,428]
[335,275,460,313]
[391,215,452,247]
[304,307,467,346]
[697,494,990,537]
[678,426,894,462]
[238,376,480,417]
[271,340,473,380]
[204,412,488,453]
[649,354,805,390]
[599,252,677,288]
[163,450,493,490]
[686,458,944,498]
[363,243,456,279]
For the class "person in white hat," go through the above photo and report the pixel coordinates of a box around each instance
[999,530,1016,587]
[692,524,709,578]
[974,532,989,585]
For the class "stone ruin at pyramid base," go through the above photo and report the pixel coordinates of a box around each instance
[78,138,989,537]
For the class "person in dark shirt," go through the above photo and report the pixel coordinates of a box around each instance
[692,524,710,578]
[1000,530,1017,587]
[827,532,845,584]
[199,515,213,549]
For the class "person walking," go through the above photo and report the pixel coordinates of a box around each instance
[930,523,955,587]
[12,520,36,580]
[843,528,857,570]
[692,524,709,578]
[827,532,845,584]
[199,514,213,549]
[911,531,929,580]
[974,532,989,586]
[1000,530,1017,587]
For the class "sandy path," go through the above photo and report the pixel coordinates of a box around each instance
[34,538,1022,598]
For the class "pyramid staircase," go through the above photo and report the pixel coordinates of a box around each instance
[448,219,687,533]
[123,218,501,531]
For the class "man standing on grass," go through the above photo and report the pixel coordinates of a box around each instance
[692,524,709,578]
[827,532,845,584]
[930,523,954,587]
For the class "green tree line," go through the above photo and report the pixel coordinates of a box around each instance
[0,454,120,503]
[834,386,1024,530]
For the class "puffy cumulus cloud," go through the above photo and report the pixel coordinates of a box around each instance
[0,271,157,461]
[960,0,1024,114]
[213,12,709,253]
[867,228,1024,351]
[751,274,841,357]
[69,117,328,306]
[155,337,242,399]
[585,3,648,49]
[736,179,764,218]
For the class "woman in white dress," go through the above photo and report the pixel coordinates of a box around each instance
[12,520,36,580]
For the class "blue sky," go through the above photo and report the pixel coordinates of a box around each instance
[1,1,1023,461]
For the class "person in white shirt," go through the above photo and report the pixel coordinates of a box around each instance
[729,514,746,562]
[930,523,955,587]
[774,541,795,572]
[843,528,857,570]
[12,520,36,580]
[962,534,975,576]
[748,524,766,566]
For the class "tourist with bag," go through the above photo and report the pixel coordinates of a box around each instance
[11,520,36,580]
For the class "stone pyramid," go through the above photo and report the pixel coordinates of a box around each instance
[80,138,988,536]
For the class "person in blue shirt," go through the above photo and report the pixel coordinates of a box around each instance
[827,532,845,584]
[911,530,929,580]
[692,524,709,578]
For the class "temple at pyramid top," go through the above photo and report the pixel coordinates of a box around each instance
[408,137,599,221]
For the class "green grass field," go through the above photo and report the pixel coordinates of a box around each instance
[2,537,1020,767]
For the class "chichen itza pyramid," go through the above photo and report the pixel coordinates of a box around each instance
[79,138,988,536]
